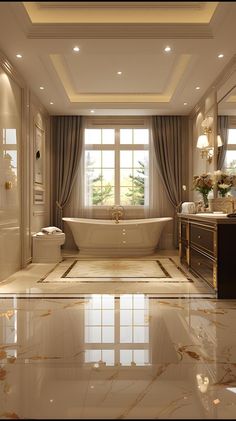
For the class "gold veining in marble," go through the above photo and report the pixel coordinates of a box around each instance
[0,296,236,418]
[0,412,20,419]
[116,363,171,419]
[40,310,52,317]
[0,367,7,380]
[177,345,201,361]
[0,350,7,359]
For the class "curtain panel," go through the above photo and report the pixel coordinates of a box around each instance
[52,116,83,228]
[217,115,229,170]
[152,116,188,247]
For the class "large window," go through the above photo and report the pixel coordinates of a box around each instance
[84,127,149,207]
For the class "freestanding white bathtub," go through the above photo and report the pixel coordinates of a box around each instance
[62,217,173,256]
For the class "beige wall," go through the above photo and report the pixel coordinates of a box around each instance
[0,51,51,281]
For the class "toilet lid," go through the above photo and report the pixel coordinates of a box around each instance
[35,232,65,239]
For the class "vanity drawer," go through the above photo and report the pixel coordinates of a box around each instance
[190,247,215,289]
[190,224,214,255]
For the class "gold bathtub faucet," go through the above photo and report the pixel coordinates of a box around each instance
[111,205,124,223]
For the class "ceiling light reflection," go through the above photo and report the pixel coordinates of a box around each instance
[196,374,209,393]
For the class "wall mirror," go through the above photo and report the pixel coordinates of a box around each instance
[217,67,236,198]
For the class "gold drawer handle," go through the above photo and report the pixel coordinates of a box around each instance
[198,262,201,266]
[198,235,201,239]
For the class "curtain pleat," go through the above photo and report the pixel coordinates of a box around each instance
[52,116,83,228]
[152,116,187,247]
[217,116,229,170]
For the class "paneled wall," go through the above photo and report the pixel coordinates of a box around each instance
[189,55,236,203]
[189,88,217,203]
[0,65,22,280]
[0,52,51,281]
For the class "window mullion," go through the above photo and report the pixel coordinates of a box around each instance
[115,128,120,205]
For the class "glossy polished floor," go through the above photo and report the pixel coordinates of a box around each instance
[0,251,236,419]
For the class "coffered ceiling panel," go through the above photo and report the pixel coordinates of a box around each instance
[0,2,235,115]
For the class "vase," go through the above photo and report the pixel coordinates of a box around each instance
[201,192,209,210]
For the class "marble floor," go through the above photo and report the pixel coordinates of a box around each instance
[0,250,236,419]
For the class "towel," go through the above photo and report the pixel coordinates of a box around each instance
[41,226,62,234]
[181,202,196,214]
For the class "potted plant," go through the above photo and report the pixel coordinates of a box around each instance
[193,173,213,210]
[213,170,236,197]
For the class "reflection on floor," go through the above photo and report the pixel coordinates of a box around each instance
[1,250,236,419]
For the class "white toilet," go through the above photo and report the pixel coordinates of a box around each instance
[32,232,65,263]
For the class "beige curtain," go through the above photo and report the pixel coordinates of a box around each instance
[217,115,229,170]
[152,116,188,247]
[52,116,83,228]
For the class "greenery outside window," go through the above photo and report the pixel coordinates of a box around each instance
[84,127,150,207]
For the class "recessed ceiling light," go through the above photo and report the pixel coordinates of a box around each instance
[50,101,54,105]
[117,71,122,75]
[184,102,188,106]
[218,53,224,58]
[16,54,22,59]
[90,110,95,113]
[164,46,171,52]
[39,86,44,90]
[196,86,200,90]
[73,46,80,52]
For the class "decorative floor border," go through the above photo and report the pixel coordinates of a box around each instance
[62,259,171,279]
[38,257,194,284]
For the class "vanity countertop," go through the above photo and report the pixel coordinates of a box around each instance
[177,213,236,224]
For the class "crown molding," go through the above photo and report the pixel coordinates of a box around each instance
[0,50,26,88]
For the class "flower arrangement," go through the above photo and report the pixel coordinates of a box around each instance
[192,173,213,208]
[213,170,236,197]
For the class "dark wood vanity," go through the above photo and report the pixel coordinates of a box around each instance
[178,213,236,298]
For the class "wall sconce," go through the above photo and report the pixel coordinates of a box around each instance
[197,136,214,163]
[196,116,215,164]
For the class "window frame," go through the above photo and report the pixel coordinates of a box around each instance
[223,127,236,172]
[83,119,151,209]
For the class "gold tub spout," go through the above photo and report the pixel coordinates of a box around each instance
[111,205,124,223]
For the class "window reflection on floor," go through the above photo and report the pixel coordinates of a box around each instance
[84,294,149,366]
[1,296,18,359]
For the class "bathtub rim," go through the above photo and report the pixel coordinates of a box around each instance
[62,217,173,225]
